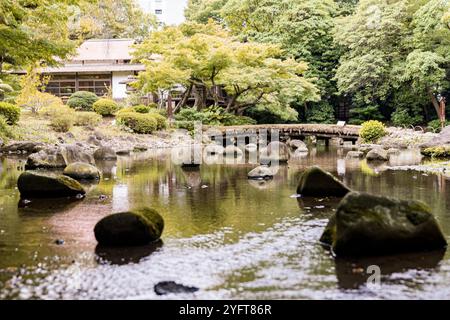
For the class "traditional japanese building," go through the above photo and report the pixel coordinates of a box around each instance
[39,39,145,101]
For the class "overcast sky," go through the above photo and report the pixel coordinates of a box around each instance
[138,0,189,25]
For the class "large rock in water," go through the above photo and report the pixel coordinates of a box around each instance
[320,192,447,256]
[288,139,308,152]
[17,171,86,198]
[248,165,275,179]
[260,141,290,163]
[25,144,94,169]
[94,208,164,246]
[297,166,351,197]
[0,141,44,154]
[93,146,117,161]
[63,162,100,180]
[366,148,389,161]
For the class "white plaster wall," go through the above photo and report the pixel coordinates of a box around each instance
[112,72,131,99]
[138,0,188,25]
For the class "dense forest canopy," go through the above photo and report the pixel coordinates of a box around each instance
[185,0,450,125]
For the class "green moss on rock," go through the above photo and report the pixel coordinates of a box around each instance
[94,207,164,246]
[297,166,351,197]
[63,162,100,180]
[17,171,86,198]
[321,192,447,256]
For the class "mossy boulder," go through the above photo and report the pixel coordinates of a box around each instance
[94,208,164,246]
[297,166,351,197]
[320,192,447,256]
[366,148,389,161]
[18,171,86,198]
[93,146,117,161]
[248,165,275,179]
[260,141,290,163]
[63,162,100,180]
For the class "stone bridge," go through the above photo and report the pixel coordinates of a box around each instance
[203,124,361,145]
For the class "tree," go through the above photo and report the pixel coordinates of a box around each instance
[0,0,81,75]
[334,0,450,124]
[186,0,357,123]
[0,79,12,101]
[68,0,157,40]
[133,21,319,118]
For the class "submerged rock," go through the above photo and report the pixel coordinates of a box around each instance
[346,151,364,159]
[288,139,308,152]
[17,171,86,198]
[63,162,100,180]
[154,281,199,295]
[366,148,389,161]
[94,207,164,246]
[94,146,117,161]
[248,165,275,179]
[297,166,351,197]
[320,192,447,256]
[0,141,44,154]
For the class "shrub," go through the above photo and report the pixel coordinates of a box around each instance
[67,91,99,111]
[133,105,152,113]
[116,112,157,134]
[49,113,74,132]
[422,146,450,158]
[427,119,450,133]
[0,115,14,141]
[359,120,386,143]
[391,109,422,128]
[93,98,119,116]
[39,104,74,118]
[74,111,102,127]
[0,102,20,125]
[150,112,168,130]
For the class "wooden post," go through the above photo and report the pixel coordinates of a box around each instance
[439,96,446,129]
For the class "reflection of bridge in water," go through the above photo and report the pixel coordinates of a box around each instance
[203,124,361,145]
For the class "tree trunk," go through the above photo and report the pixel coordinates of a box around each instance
[174,83,193,113]
[427,86,441,118]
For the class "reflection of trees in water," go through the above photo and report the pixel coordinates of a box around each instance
[0,157,25,190]
[334,249,445,290]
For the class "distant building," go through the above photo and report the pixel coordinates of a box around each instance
[138,0,188,25]
[39,39,145,101]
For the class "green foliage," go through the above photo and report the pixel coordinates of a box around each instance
[133,21,318,116]
[133,105,153,113]
[422,146,450,158]
[427,119,450,133]
[0,0,76,75]
[74,111,102,127]
[359,120,387,143]
[175,107,256,130]
[50,114,74,132]
[116,112,158,134]
[0,116,15,142]
[0,79,13,100]
[306,102,336,124]
[39,104,74,118]
[149,112,168,130]
[0,102,20,125]
[391,109,423,128]
[67,91,99,111]
[69,0,158,40]
[93,98,119,116]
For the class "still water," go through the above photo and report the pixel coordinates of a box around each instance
[1,146,450,299]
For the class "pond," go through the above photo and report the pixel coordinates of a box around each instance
[1,146,450,299]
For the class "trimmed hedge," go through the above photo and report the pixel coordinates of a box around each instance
[359,120,386,143]
[93,98,119,116]
[67,91,99,111]
[150,112,168,130]
[74,111,102,127]
[0,115,14,141]
[0,102,21,125]
[116,112,158,134]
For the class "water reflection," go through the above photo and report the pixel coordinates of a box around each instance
[95,240,163,265]
[1,147,450,299]
[334,250,445,290]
